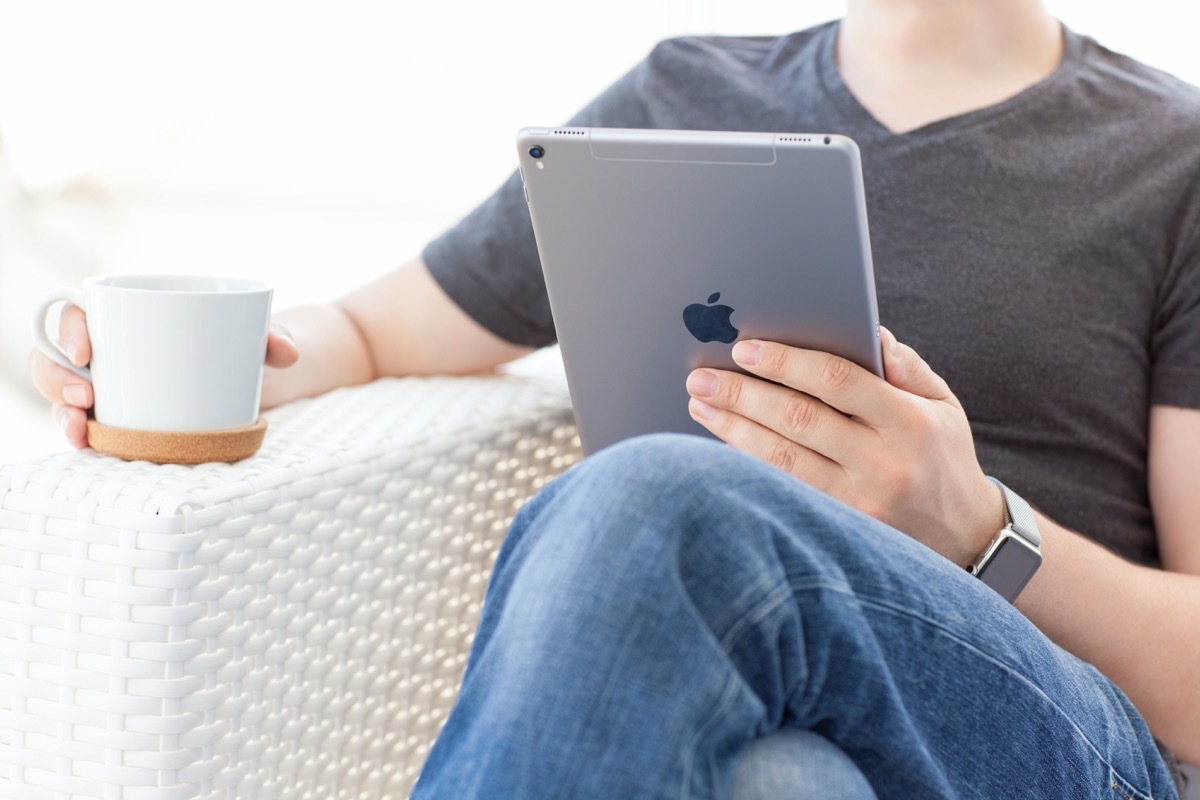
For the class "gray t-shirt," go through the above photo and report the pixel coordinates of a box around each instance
[424,22,1200,568]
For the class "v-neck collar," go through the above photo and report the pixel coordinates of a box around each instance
[814,20,1087,146]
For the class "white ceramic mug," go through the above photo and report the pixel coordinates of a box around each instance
[32,274,273,433]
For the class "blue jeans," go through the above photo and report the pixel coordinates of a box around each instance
[412,435,1177,799]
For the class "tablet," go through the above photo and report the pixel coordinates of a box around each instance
[517,126,883,455]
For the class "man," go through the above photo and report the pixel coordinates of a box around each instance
[31,0,1200,796]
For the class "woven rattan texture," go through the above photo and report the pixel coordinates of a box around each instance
[1,371,581,799]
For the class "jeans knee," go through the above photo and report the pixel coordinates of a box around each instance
[520,433,734,540]
[503,435,754,605]
[581,432,738,496]
[514,432,861,587]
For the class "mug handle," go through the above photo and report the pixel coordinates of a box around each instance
[31,287,91,381]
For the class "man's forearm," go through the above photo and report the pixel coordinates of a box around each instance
[337,257,532,379]
[262,303,376,407]
[1018,515,1200,761]
[262,258,534,408]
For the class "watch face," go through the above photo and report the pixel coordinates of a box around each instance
[978,535,1043,603]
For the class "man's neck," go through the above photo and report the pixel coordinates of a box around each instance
[837,0,1063,133]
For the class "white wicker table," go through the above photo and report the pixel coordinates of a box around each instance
[0,361,581,800]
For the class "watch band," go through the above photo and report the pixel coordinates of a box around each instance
[970,478,1042,603]
[988,476,1041,548]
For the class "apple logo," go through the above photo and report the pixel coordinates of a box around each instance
[682,292,739,344]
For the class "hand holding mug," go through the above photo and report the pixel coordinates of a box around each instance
[30,275,298,461]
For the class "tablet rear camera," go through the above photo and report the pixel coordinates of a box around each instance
[529,146,545,159]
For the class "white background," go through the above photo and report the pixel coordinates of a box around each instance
[1,1,1198,461]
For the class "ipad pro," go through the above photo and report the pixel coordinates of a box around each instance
[517,126,883,455]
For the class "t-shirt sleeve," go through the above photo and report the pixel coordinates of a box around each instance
[1151,181,1200,410]
[422,61,656,348]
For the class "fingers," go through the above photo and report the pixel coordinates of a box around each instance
[728,339,898,426]
[31,305,93,448]
[265,323,300,369]
[688,387,843,486]
[29,347,94,410]
[686,366,862,487]
[58,304,91,369]
[33,302,92,408]
[261,323,301,411]
[30,350,93,449]
[879,327,958,408]
[52,404,90,450]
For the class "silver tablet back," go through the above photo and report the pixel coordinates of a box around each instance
[517,127,882,455]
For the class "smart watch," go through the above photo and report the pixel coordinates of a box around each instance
[968,477,1042,603]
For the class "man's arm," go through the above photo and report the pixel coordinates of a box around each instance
[1016,405,1200,761]
[339,256,534,378]
[256,257,533,408]
[684,331,1200,761]
[1017,474,1200,762]
[32,257,534,446]
[1149,405,1200,576]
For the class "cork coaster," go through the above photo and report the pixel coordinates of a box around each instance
[87,418,268,464]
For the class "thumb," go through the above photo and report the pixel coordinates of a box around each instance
[265,323,300,369]
[881,327,958,406]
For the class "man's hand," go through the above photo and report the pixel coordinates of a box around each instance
[685,327,1003,567]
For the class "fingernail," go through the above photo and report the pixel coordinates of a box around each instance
[63,384,88,407]
[686,370,718,398]
[58,410,70,436]
[66,341,80,366]
[689,398,717,421]
[732,341,761,366]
